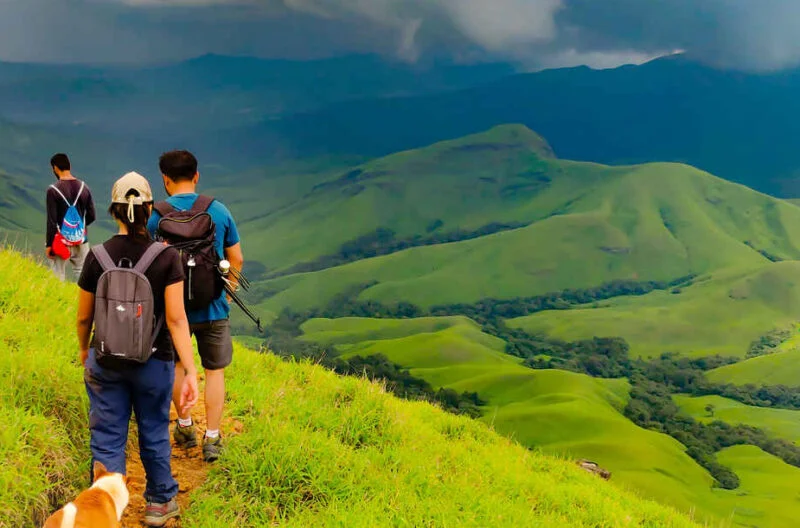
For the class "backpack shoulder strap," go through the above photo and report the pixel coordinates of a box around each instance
[92,245,117,272]
[72,181,85,207]
[134,243,168,274]
[49,184,71,207]
[191,195,215,213]
[154,201,176,217]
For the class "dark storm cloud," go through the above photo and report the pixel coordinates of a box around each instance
[1,0,799,70]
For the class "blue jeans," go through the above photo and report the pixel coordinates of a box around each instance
[84,349,178,503]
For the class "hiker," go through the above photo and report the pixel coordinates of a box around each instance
[46,153,96,281]
[148,150,244,463]
[76,172,199,527]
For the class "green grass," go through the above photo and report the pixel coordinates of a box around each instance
[707,335,800,387]
[0,250,88,526]
[302,317,800,526]
[713,446,800,528]
[674,395,800,443]
[186,343,700,528]
[1,248,701,527]
[0,170,42,233]
[509,263,800,359]
[300,315,800,526]
[246,126,800,324]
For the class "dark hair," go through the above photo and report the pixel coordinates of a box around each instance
[50,153,71,171]
[108,191,152,244]
[159,150,198,182]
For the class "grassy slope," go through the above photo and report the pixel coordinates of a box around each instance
[0,169,42,235]
[237,124,569,271]
[707,333,800,386]
[675,394,800,443]
[715,446,800,528]
[0,249,698,527]
[300,316,797,526]
[0,251,89,526]
[510,262,800,359]
[251,126,800,323]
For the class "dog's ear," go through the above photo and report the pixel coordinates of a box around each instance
[93,461,109,482]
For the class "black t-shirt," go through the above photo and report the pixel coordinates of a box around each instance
[46,179,97,247]
[78,236,184,365]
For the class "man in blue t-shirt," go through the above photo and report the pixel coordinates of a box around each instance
[147,150,244,463]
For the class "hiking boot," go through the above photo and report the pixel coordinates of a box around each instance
[173,422,198,449]
[144,498,179,527]
[203,435,223,462]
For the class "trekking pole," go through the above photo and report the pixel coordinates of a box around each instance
[224,283,263,333]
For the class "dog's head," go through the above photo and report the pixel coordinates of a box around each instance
[91,461,131,520]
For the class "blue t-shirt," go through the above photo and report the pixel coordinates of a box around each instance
[148,193,240,324]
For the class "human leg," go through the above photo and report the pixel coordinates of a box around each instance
[49,256,67,282]
[83,350,132,476]
[70,242,90,280]
[192,320,232,432]
[193,320,232,461]
[131,358,179,504]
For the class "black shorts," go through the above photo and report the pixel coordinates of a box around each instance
[188,319,234,371]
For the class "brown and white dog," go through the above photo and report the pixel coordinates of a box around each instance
[43,461,130,528]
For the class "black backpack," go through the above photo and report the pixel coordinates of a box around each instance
[154,195,224,311]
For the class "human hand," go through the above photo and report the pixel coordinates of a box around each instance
[179,370,199,414]
[45,247,55,260]
[79,349,89,367]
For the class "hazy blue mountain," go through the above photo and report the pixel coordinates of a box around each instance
[243,55,800,197]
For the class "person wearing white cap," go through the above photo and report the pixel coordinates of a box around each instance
[75,171,199,526]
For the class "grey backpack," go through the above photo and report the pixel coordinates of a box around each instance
[91,243,168,364]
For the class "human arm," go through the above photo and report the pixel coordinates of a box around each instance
[84,187,96,227]
[45,188,57,257]
[76,288,95,366]
[165,282,199,414]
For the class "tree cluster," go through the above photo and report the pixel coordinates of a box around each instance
[265,330,486,418]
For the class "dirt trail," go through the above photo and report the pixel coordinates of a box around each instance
[121,375,242,527]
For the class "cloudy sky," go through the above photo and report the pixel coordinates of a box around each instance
[0,0,798,71]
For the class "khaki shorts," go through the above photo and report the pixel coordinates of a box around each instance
[189,319,234,371]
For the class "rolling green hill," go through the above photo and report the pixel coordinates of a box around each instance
[715,446,800,528]
[244,125,800,326]
[0,248,703,527]
[675,394,800,443]
[707,348,800,387]
[510,263,800,359]
[299,316,800,527]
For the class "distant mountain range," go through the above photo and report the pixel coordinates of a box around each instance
[245,55,800,197]
[6,53,800,197]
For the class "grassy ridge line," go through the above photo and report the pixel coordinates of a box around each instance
[0,250,88,526]
[186,343,701,527]
[250,157,800,324]
[0,249,699,526]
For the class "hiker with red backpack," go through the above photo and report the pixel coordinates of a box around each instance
[77,171,199,526]
[46,153,96,281]
[147,150,244,463]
